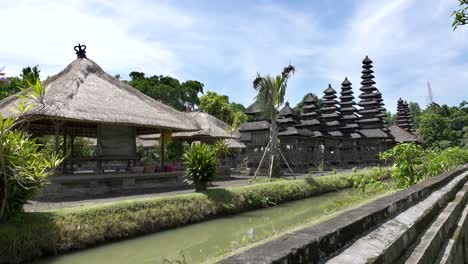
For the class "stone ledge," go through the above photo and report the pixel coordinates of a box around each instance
[438,193,468,264]
[219,164,468,264]
[403,184,468,263]
[327,174,468,263]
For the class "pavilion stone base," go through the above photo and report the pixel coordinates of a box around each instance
[37,171,186,199]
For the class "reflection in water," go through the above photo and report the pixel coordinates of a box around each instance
[37,188,372,264]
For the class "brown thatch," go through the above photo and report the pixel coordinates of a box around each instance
[0,58,199,134]
[225,138,246,149]
[139,111,236,142]
[388,125,421,143]
[239,120,270,132]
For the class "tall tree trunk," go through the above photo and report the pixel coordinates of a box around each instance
[269,114,281,178]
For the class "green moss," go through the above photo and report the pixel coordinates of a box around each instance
[0,172,366,263]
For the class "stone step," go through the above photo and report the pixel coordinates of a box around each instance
[436,201,468,263]
[326,171,468,264]
[402,183,468,263]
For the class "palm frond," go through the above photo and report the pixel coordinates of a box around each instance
[253,73,265,91]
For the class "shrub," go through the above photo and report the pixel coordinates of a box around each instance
[380,143,468,188]
[350,166,389,192]
[0,81,62,220]
[183,143,217,191]
[380,143,425,188]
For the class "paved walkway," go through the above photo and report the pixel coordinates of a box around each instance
[25,173,322,212]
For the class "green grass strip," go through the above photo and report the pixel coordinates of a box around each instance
[0,171,370,263]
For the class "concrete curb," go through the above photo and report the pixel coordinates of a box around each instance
[218,164,468,264]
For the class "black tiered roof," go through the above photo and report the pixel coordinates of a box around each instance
[339,77,359,135]
[356,56,388,138]
[396,98,412,132]
[277,102,300,127]
[320,84,343,137]
[295,94,323,137]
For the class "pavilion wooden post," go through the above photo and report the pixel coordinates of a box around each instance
[161,129,166,172]
[54,122,60,154]
[70,135,75,172]
[62,129,67,173]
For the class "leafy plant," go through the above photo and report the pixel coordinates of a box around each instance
[350,167,387,193]
[183,143,217,192]
[380,143,425,188]
[331,168,337,175]
[0,80,63,220]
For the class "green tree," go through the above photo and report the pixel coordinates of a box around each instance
[452,0,468,29]
[253,64,295,178]
[199,91,247,128]
[199,91,234,124]
[418,112,450,148]
[385,111,396,126]
[229,102,246,113]
[408,101,421,129]
[0,66,40,101]
[128,72,203,111]
[294,92,321,113]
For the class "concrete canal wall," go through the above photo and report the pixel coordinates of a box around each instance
[219,164,468,264]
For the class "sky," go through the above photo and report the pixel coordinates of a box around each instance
[1,0,468,112]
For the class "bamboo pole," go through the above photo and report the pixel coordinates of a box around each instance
[253,141,270,179]
[279,148,295,179]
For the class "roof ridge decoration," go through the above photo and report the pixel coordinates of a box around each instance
[74,43,87,58]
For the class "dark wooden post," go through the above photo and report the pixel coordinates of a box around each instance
[54,122,60,154]
[70,135,75,171]
[161,129,166,172]
[62,129,67,173]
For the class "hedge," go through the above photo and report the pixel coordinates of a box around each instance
[0,171,367,263]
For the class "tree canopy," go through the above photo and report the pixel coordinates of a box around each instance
[199,91,247,128]
[415,102,468,148]
[0,66,40,100]
[128,72,204,111]
[294,92,321,113]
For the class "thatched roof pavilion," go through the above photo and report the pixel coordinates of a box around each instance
[0,49,198,137]
[139,111,236,144]
[0,44,200,174]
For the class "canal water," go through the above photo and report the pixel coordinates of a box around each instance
[38,188,374,264]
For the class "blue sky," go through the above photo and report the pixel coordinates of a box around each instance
[1,0,468,112]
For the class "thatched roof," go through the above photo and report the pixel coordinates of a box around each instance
[225,138,246,148]
[358,128,389,138]
[0,57,199,134]
[278,127,312,137]
[239,120,270,132]
[388,125,421,143]
[245,101,262,115]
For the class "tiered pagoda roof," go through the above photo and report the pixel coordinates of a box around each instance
[320,84,343,137]
[295,94,323,137]
[338,77,360,138]
[277,102,300,127]
[395,99,414,133]
[375,91,387,125]
[404,101,415,133]
[244,101,264,121]
[356,56,388,138]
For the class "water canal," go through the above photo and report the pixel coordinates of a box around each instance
[37,188,383,264]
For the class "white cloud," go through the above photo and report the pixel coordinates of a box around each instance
[1,0,467,112]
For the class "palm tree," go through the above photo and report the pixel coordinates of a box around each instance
[253,64,295,178]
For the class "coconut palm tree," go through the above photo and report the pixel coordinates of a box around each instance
[253,64,295,178]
